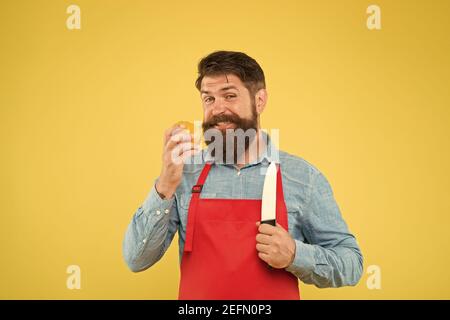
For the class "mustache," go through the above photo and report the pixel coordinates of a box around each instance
[202,113,242,131]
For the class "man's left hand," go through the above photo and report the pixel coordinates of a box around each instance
[255,221,296,269]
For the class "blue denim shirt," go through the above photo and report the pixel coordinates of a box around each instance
[123,137,363,288]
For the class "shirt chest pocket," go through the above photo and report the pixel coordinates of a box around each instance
[284,202,305,238]
[285,198,302,216]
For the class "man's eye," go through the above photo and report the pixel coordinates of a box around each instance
[204,97,213,103]
[226,95,236,99]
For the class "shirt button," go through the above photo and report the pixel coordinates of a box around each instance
[142,239,147,244]
[237,170,241,176]
[164,209,169,214]
[156,210,161,215]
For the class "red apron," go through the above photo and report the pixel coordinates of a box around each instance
[178,163,300,300]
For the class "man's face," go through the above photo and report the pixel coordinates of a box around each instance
[201,74,257,132]
[200,74,259,162]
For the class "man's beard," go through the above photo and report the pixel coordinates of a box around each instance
[202,101,258,164]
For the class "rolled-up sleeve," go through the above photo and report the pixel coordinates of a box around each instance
[122,181,179,272]
[286,170,363,288]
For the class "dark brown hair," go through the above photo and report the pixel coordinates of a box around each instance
[195,51,266,97]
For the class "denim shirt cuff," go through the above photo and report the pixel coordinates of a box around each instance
[285,239,316,275]
[141,183,175,218]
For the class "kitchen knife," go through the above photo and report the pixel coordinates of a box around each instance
[261,162,277,226]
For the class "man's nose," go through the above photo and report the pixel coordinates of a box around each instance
[211,99,227,116]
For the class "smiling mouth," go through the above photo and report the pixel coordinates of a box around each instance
[214,122,236,129]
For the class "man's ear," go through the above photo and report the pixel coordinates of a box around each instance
[254,88,268,115]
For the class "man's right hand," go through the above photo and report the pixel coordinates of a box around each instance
[155,124,201,199]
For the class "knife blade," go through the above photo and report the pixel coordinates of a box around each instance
[261,162,277,226]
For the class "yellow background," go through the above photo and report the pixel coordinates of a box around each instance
[1,0,449,299]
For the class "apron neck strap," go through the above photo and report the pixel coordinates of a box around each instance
[191,162,213,194]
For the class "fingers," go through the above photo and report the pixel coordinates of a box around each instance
[256,222,294,269]
[256,243,270,254]
[257,222,279,236]
[178,148,202,164]
[172,141,198,155]
[170,141,199,161]
[255,233,272,245]
[165,132,194,152]
[255,221,287,235]
[171,142,200,165]
[257,252,270,264]
[164,124,183,145]
[164,123,193,146]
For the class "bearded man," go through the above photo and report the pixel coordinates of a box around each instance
[123,51,363,299]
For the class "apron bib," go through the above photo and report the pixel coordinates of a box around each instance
[178,163,300,300]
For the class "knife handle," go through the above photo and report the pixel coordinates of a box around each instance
[261,219,276,226]
[260,219,276,269]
